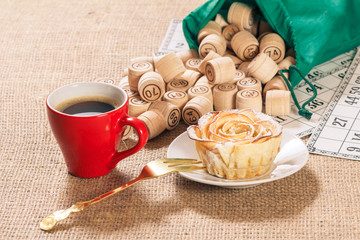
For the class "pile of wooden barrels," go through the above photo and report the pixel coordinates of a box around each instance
[121,2,296,139]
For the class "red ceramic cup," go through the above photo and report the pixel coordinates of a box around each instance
[46,82,148,178]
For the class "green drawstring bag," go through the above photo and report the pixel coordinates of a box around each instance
[183,0,360,119]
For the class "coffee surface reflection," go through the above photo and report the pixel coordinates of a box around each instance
[55,96,121,116]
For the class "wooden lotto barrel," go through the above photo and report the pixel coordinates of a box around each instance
[222,24,240,48]
[257,32,270,43]
[128,95,151,117]
[138,72,165,102]
[185,58,202,72]
[163,90,189,111]
[197,21,222,43]
[265,90,291,116]
[149,101,181,130]
[231,31,259,61]
[128,61,153,91]
[263,75,289,98]
[119,76,138,97]
[167,78,190,92]
[198,51,221,74]
[155,52,186,83]
[278,56,296,79]
[259,33,286,63]
[213,82,238,111]
[187,85,213,104]
[236,89,262,112]
[205,57,236,85]
[236,77,262,92]
[278,56,296,80]
[153,53,166,67]
[199,33,227,58]
[278,56,296,71]
[227,2,255,31]
[182,96,213,125]
[138,110,166,140]
[247,52,279,84]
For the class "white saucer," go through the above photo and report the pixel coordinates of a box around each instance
[167,130,308,189]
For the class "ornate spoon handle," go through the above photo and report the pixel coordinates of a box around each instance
[40,177,140,231]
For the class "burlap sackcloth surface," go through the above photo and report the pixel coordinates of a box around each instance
[0,0,359,239]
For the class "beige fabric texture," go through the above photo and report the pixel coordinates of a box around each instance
[0,0,359,239]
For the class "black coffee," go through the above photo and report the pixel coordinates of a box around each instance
[55,96,121,116]
[62,101,115,115]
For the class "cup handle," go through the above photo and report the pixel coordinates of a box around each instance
[109,115,148,169]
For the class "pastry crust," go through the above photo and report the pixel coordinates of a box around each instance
[187,109,282,179]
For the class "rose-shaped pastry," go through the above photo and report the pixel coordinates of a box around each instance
[187,109,282,179]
